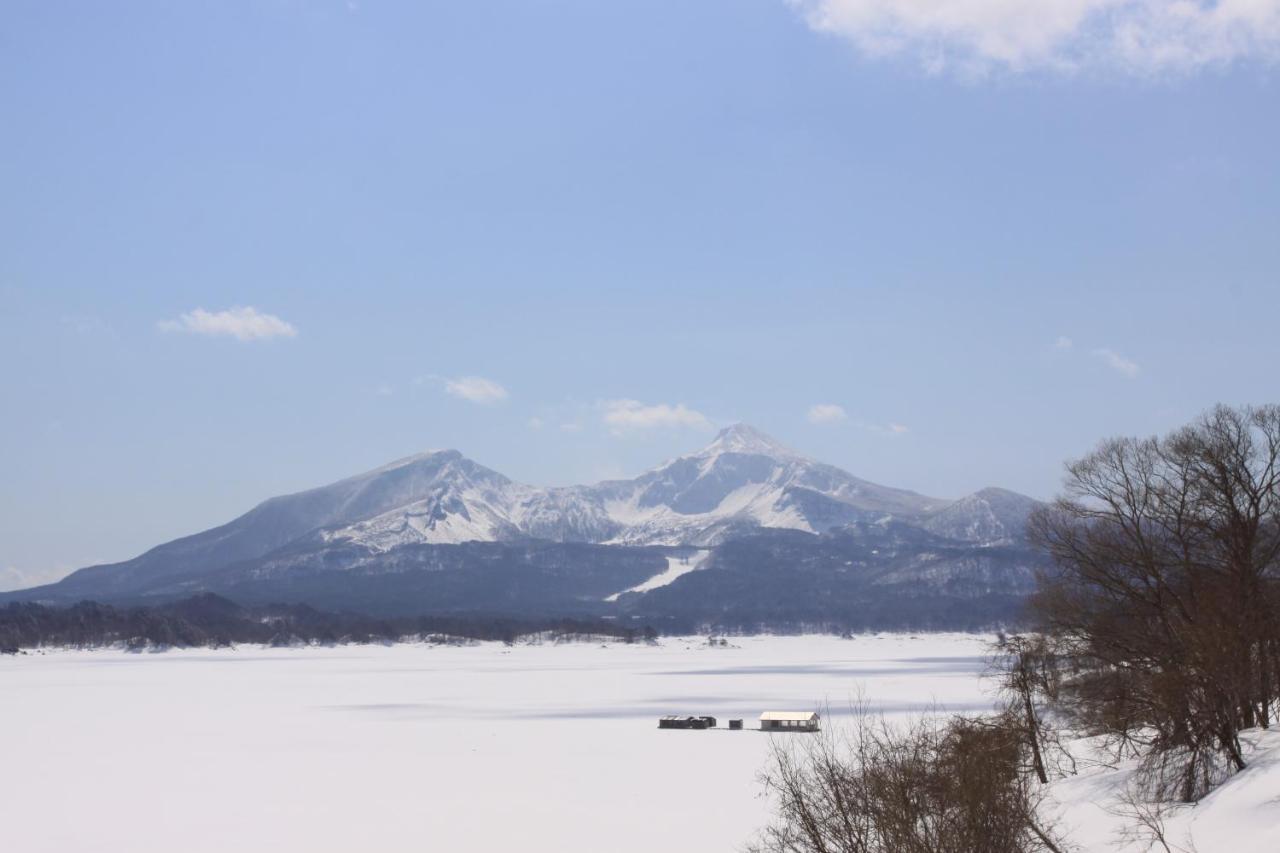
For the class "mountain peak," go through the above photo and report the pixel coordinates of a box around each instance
[701,424,802,459]
[372,448,456,472]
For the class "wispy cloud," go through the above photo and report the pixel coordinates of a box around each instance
[1054,335,1074,350]
[1093,347,1141,378]
[789,0,1280,76]
[158,306,298,341]
[855,419,909,436]
[443,376,509,404]
[601,399,713,435]
[806,403,907,435]
[0,563,73,593]
[807,403,849,424]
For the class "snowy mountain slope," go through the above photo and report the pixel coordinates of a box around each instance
[323,424,952,550]
[320,454,537,550]
[3,425,1043,617]
[625,424,943,520]
[920,486,1041,545]
[22,450,512,600]
[605,549,712,601]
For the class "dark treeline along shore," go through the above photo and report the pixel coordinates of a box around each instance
[0,593,664,653]
[0,590,999,652]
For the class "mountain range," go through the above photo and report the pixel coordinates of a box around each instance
[3,425,1046,631]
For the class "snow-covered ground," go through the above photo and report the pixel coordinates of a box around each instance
[0,634,990,853]
[2,635,1276,852]
[1048,727,1280,852]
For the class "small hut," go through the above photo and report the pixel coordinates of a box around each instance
[657,715,716,730]
[758,711,820,732]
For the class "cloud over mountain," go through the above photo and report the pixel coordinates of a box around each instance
[808,403,849,424]
[601,400,713,434]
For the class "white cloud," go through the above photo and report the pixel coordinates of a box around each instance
[888,422,910,434]
[1093,347,1141,377]
[158,306,297,341]
[527,417,545,430]
[1054,336,1074,350]
[807,403,849,424]
[560,422,584,433]
[444,376,509,404]
[374,382,394,397]
[788,0,1280,75]
[601,399,713,434]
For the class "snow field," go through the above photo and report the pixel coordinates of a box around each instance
[3,634,1276,852]
[0,635,990,853]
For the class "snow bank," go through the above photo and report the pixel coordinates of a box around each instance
[1049,727,1280,853]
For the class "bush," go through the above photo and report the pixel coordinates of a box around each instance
[751,706,1066,853]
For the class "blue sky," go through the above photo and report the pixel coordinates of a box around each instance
[3,1,1279,589]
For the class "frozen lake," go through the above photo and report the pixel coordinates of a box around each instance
[1,634,995,853]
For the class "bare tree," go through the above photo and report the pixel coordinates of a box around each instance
[989,633,1067,783]
[1030,404,1280,800]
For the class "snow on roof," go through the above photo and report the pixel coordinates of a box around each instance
[759,711,819,722]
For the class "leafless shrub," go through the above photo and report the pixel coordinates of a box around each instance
[1106,777,1199,853]
[750,706,1068,853]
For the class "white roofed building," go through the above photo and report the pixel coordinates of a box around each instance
[759,711,820,732]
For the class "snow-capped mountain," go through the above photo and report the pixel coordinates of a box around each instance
[320,451,538,548]
[920,486,1041,545]
[322,424,950,550]
[5,425,1045,626]
[578,423,947,546]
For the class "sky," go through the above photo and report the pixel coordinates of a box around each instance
[3,1,1280,590]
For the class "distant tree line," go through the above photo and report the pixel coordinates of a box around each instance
[0,593,660,652]
[0,600,1020,652]
[752,404,1280,852]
